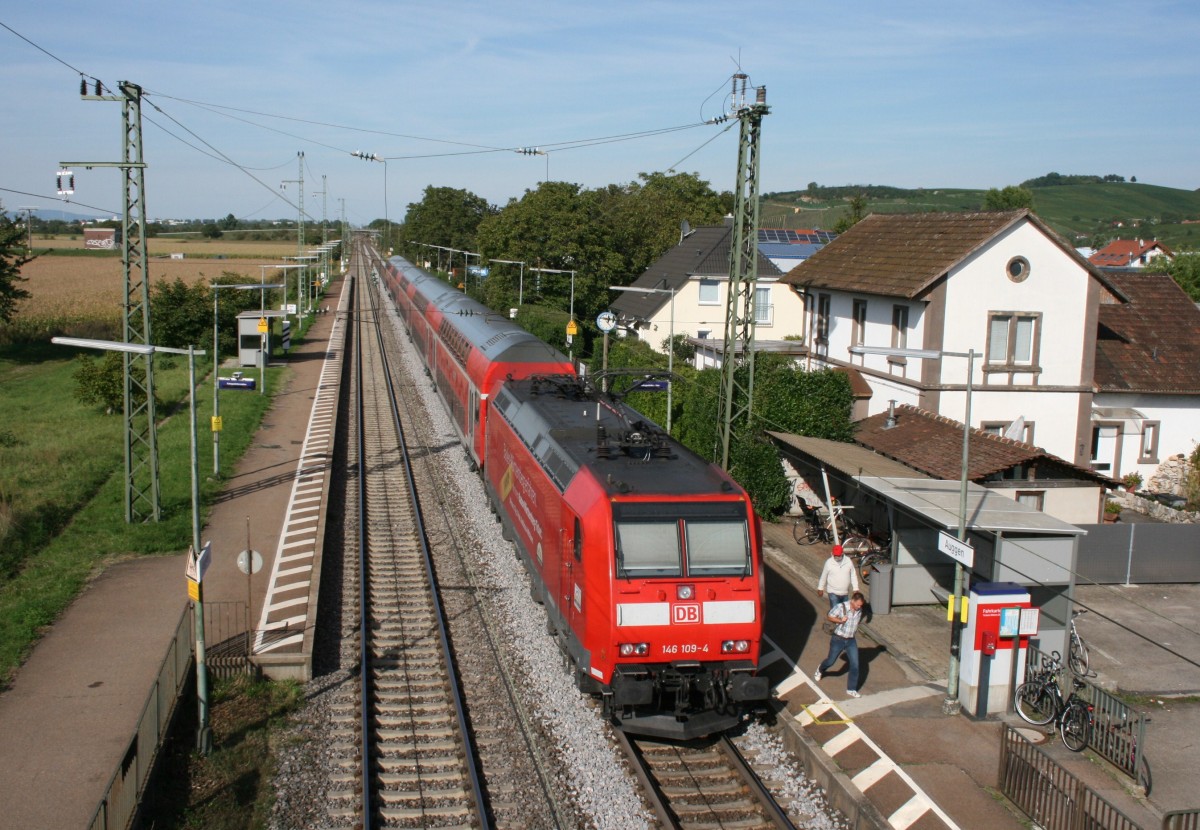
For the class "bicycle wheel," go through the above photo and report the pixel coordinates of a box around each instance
[1014,682,1056,726]
[841,534,872,558]
[1060,704,1091,751]
[792,519,807,545]
[1136,752,1152,795]
[1068,633,1090,676]
[858,553,883,584]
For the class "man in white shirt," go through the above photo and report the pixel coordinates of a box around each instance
[816,545,859,610]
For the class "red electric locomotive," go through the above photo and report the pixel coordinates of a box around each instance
[381,255,769,739]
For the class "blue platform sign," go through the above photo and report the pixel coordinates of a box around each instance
[219,374,256,390]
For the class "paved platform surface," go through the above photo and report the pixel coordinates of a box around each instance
[762,518,1200,828]
[0,279,344,830]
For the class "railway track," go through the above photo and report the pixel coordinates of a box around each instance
[618,730,800,830]
[333,252,486,828]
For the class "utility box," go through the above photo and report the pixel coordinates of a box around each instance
[959,582,1035,716]
[237,312,268,367]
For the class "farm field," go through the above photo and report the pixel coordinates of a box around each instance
[14,256,285,322]
[32,235,303,259]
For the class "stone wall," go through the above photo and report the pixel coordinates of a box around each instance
[1112,489,1200,524]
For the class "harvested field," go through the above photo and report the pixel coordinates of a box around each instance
[14,256,275,323]
[33,236,302,259]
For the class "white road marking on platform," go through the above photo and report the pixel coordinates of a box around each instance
[852,758,896,791]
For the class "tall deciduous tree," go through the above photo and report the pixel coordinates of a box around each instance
[983,185,1035,211]
[0,213,32,323]
[399,186,495,253]
[1157,252,1200,302]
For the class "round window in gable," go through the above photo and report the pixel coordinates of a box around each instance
[1007,256,1030,283]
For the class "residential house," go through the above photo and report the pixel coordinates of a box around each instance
[853,404,1112,524]
[780,209,1127,471]
[609,220,801,358]
[1088,238,1174,269]
[1092,271,1200,481]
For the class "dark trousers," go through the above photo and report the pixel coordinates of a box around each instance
[819,634,860,691]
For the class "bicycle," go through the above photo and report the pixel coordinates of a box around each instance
[1014,652,1069,727]
[792,501,855,546]
[1067,608,1090,676]
[842,528,891,583]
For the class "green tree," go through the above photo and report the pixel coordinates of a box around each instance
[72,351,147,414]
[220,213,239,230]
[399,186,495,254]
[1157,252,1200,302]
[0,212,33,323]
[983,185,1035,211]
[833,193,868,233]
[149,278,213,348]
[201,223,223,239]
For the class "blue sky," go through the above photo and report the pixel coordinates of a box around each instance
[2,1,1198,225]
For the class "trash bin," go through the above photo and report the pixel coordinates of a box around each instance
[869,563,893,615]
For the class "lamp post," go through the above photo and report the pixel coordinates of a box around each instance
[490,259,526,308]
[285,255,318,317]
[52,336,212,752]
[610,283,677,433]
[17,206,37,253]
[849,344,978,715]
[351,151,388,253]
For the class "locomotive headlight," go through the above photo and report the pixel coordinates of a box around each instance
[722,640,751,654]
[619,642,650,657]
[677,584,695,600]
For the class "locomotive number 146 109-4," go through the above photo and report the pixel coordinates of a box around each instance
[661,643,710,655]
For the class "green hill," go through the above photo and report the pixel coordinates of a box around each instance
[763,180,1200,251]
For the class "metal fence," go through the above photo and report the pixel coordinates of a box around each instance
[203,600,258,680]
[999,725,1145,830]
[1165,810,1200,830]
[86,606,193,830]
[1077,523,1200,584]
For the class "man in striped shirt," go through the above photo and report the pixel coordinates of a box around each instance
[813,591,866,698]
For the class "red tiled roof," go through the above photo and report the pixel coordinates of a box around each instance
[853,405,1111,483]
[783,209,1118,299]
[1088,239,1174,268]
[1094,272,1200,393]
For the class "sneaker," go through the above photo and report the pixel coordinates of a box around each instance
[846,689,861,698]
[813,669,823,682]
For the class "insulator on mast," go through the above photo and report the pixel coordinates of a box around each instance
[80,77,87,96]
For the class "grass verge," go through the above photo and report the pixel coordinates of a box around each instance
[141,675,304,830]
[0,349,282,687]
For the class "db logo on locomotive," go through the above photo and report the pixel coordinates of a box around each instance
[672,604,700,624]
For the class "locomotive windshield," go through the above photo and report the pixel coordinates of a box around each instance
[613,502,751,578]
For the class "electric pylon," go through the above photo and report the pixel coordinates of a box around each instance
[717,74,769,470]
[71,80,160,521]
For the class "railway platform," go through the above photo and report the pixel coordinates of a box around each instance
[762,519,1199,829]
[0,276,347,830]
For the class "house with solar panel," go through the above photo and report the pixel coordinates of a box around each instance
[608,220,835,368]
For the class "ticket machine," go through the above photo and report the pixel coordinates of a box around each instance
[959,582,1038,716]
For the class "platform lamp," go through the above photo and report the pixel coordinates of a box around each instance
[52,336,213,752]
[849,344,979,715]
